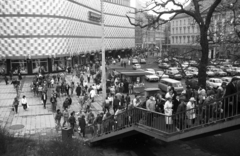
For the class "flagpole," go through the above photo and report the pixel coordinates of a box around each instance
[101,0,107,102]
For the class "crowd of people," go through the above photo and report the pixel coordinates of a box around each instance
[4,53,240,138]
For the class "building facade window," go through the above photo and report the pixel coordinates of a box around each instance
[11,60,28,74]
[32,59,48,74]
[0,60,7,74]
[52,57,66,72]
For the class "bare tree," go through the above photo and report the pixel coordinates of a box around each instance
[127,0,225,88]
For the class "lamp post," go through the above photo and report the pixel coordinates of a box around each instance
[101,0,107,101]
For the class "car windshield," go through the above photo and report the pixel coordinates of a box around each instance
[173,83,182,87]
[214,80,222,83]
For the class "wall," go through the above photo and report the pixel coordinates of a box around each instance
[0,0,135,59]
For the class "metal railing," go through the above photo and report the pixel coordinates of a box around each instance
[86,91,240,140]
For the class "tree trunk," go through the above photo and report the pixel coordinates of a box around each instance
[198,26,209,89]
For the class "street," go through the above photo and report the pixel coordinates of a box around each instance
[109,56,240,156]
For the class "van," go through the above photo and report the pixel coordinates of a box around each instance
[158,78,183,95]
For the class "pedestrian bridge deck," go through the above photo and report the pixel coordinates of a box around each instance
[86,92,240,143]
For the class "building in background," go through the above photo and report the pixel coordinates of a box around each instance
[169,0,238,60]
[0,0,135,75]
[135,0,164,55]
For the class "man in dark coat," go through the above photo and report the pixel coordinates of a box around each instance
[78,115,86,137]
[123,80,129,94]
[41,92,47,109]
[176,96,187,130]
[113,96,120,113]
[75,84,81,97]
[224,77,238,117]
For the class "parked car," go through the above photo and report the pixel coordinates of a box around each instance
[185,79,198,90]
[132,59,139,64]
[183,71,194,79]
[132,64,141,70]
[206,78,222,88]
[233,67,240,75]
[158,78,184,95]
[225,68,237,76]
[166,70,182,80]
[155,71,169,79]
[188,68,198,77]
[145,68,155,75]
[189,60,198,67]
[221,77,232,84]
[158,63,170,69]
[139,58,146,64]
[145,74,159,82]
[211,68,227,77]
[206,69,215,77]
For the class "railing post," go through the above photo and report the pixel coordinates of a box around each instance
[237,94,239,116]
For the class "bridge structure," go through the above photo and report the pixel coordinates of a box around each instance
[85,92,240,144]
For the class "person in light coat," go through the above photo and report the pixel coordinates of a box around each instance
[186,97,196,127]
[164,97,173,129]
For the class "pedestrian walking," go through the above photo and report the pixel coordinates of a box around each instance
[78,115,86,138]
[55,109,62,130]
[69,111,77,135]
[76,84,81,98]
[41,92,47,109]
[13,96,19,114]
[21,95,28,110]
[70,81,75,95]
[87,73,91,83]
[50,93,57,112]
[62,108,69,127]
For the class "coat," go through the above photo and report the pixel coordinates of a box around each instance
[164,101,173,124]
[113,98,120,108]
[41,94,47,101]
[78,117,86,129]
[186,102,196,119]
[76,86,81,96]
[176,102,186,119]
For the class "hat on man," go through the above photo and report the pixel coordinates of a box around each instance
[189,97,196,102]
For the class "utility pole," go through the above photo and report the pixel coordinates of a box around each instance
[101,0,107,101]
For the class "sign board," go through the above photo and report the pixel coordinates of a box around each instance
[88,11,101,23]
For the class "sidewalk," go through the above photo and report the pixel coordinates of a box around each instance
[0,73,105,139]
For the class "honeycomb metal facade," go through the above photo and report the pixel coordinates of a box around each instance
[0,0,135,58]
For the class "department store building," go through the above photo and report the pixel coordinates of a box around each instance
[0,0,135,75]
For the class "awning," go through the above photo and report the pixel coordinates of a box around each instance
[116,70,152,76]
[144,88,160,91]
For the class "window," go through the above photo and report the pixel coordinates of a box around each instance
[11,60,28,74]
[52,57,66,72]
[32,59,48,74]
[0,60,7,74]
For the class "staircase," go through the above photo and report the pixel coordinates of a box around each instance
[85,92,240,143]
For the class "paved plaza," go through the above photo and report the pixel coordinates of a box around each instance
[0,69,219,156]
[0,74,103,139]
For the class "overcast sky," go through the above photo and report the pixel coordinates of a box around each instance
[135,0,191,19]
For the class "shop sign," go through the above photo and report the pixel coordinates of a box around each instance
[88,11,101,23]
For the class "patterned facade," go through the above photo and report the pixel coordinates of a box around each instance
[0,0,135,74]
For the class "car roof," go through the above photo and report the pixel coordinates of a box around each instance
[209,78,221,80]
[160,78,181,83]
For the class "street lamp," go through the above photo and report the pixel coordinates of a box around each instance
[101,0,107,102]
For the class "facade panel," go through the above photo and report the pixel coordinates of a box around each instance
[0,0,135,74]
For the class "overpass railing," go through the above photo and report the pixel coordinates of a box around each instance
[86,91,240,139]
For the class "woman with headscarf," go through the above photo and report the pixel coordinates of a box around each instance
[186,97,196,127]
[164,97,173,130]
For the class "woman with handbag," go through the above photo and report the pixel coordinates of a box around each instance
[21,95,28,110]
